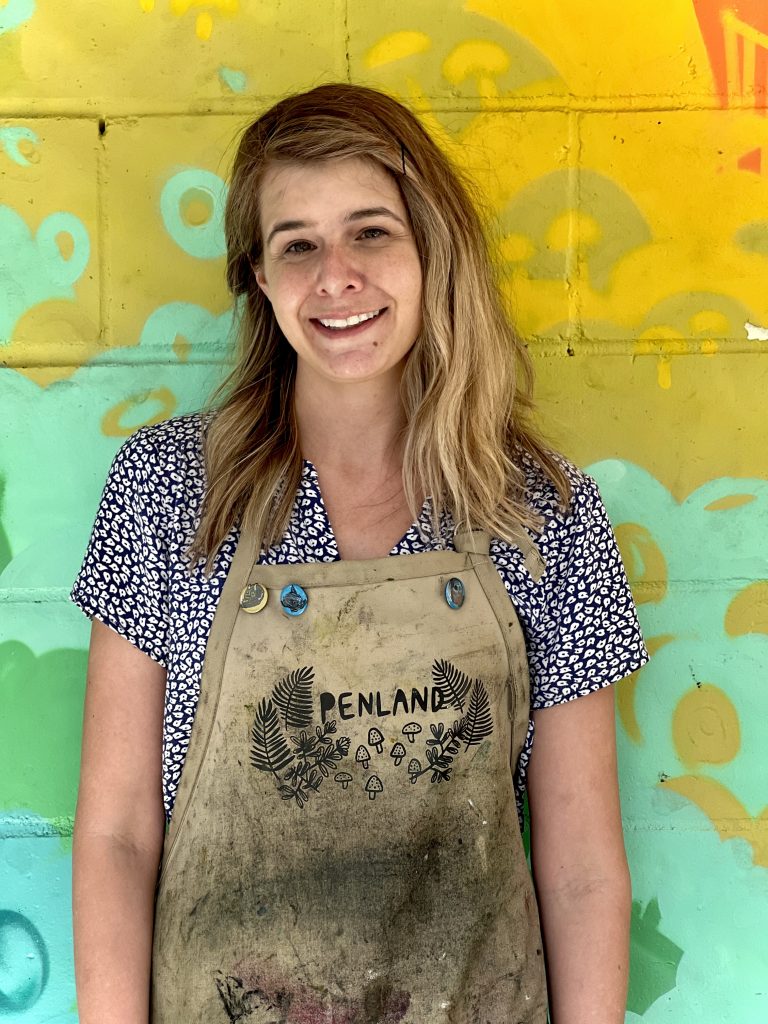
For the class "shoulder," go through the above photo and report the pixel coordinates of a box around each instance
[111,411,210,517]
[509,448,607,571]
[119,410,209,467]
[492,445,627,606]
[496,449,648,704]
[517,447,597,522]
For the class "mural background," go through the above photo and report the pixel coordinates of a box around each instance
[1,0,767,1020]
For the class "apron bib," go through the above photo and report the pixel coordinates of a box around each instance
[151,525,549,1023]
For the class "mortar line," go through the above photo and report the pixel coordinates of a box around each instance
[1,342,765,370]
[566,110,581,353]
[96,114,108,348]
[343,0,350,83]
[0,100,761,118]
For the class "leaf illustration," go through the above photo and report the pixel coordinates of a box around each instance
[459,679,494,750]
[432,659,472,713]
[250,698,295,777]
[272,665,315,730]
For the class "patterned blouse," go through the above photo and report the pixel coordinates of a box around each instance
[69,412,649,828]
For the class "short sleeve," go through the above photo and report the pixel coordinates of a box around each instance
[529,474,649,709]
[69,427,170,667]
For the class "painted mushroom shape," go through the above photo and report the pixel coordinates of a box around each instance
[368,727,384,755]
[402,722,422,744]
[365,775,383,800]
[407,758,421,783]
[355,745,371,770]
[390,742,406,767]
[335,772,352,790]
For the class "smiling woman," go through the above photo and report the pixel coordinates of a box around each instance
[70,82,648,1024]
[253,158,423,388]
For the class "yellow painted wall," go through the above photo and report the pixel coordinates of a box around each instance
[1,1,767,1019]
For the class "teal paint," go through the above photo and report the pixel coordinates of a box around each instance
[0,822,76,1022]
[589,459,768,1020]
[0,205,90,345]
[219,67,248,92]
[0,128,39,167]
[0,911,49,1014]
[159,169,227,260]
[0,0,35,36]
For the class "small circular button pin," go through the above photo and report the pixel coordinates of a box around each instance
[240,582,268,613]
[280,583,308,616]
[444,577,465,609]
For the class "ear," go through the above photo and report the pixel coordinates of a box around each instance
[249,258,270,299]
[250,258,270,298]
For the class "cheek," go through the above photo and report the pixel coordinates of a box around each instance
[264,273,304,312]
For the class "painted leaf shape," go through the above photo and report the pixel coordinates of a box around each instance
[432,659,472,713]
[272,665,314,730]
[460,679,493,749]
[627,898,683,1014]
[250,698,295,776]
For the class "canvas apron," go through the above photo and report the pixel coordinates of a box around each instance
[151,522,549,1024]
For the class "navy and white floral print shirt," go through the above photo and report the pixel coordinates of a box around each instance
[69,412,649,827]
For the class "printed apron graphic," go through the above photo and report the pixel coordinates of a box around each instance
[249,659,495,806]
[215,971,411,1024]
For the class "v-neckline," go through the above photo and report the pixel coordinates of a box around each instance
[298,458,450,562]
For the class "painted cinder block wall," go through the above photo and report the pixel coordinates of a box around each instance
[1,1,767,1020]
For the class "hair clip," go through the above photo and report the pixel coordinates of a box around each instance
[400,141,407,176]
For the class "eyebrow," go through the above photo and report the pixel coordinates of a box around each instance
[266,207,406,246]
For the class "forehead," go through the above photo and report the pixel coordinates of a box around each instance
[258,157,404,226]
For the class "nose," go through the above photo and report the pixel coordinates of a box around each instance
[314,243,363,297]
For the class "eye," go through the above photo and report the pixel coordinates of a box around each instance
[359,227,388,240]
[284,240,315,255]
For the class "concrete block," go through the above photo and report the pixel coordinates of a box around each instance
[0,0,346,110]
[100,114,244,349]
[531,350,768,498]
[0,118,100,379]
[575,110,768,342]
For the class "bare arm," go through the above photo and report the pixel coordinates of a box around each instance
[527,686,632,1024]
[73,618,166,1024]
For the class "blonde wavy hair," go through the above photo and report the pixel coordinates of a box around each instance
[187,82,571,574]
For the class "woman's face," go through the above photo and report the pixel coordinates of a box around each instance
[255,157,423,388]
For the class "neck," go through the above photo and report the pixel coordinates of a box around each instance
[294,364,407,480]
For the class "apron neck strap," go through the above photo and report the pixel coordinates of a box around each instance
[454,525,546,583]
[453,528,491,556]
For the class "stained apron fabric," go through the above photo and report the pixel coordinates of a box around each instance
[151,524,549,1023]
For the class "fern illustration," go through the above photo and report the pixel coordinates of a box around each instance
[272,665,314,730]
[250,698,295,780]
[457,679,494,750]
[432,659,472,713]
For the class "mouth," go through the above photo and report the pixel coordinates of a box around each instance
[310,307,387,338]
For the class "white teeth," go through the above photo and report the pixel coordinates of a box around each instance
[318,309,382,329]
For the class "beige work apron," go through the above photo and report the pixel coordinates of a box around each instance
[151,523,549,1023]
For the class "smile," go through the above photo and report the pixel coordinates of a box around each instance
[314,308,386,330]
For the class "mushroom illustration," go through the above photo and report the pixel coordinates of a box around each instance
[335,772,352,791]
[390,742,406,767]
[402,722,422,744]
[407,758,421,783]
[355,745,371,770]
[368,727,385,754]
[365,775,383,800]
